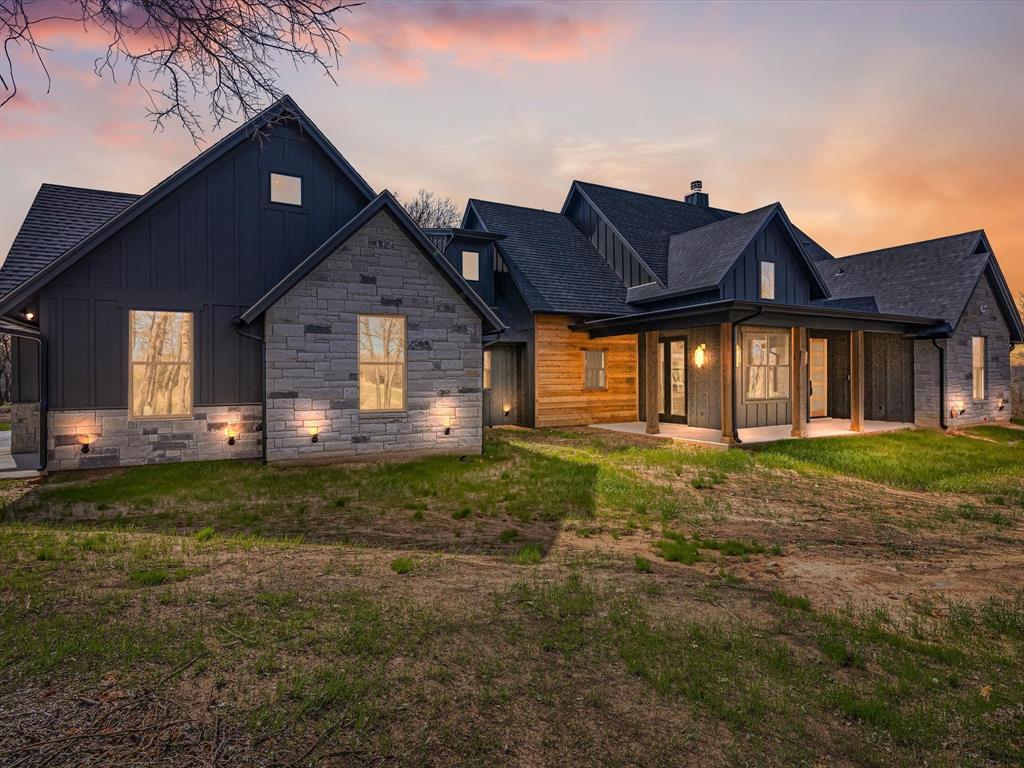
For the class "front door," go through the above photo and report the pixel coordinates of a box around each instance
[658,339,687,423]
[809,337,828,418]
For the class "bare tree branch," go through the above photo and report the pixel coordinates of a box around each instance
[0,0,363,142]
[400,189,461,229]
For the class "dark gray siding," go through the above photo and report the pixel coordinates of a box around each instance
[442,237,495,305]
[10,336,39,402]
[637,326,721,430]
[483,344,524,427]
[865,332,915,422]
[735,325,791,429]
[809,329,851,419]
[721,219,811,304]
[564,192,655,288]
[37,119,369,409]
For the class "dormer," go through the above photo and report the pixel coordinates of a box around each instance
[425,228,504,305]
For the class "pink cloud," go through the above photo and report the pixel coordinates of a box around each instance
[346,1,629,84]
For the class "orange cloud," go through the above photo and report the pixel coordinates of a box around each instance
[346,1,629,84]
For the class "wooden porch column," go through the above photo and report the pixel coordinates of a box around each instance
[790,327,807,437]
[720,322,735,444]
[644,330,660,434]
[850,330,865,432]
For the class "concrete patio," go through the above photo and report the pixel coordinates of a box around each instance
[591,417,915,449]
[0,431,41,478]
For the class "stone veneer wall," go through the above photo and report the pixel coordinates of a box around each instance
[914,274,1012,429]
[263,209,482,461]
[47,405,262,471]
[10,402,40,454]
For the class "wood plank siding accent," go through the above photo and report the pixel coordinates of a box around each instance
[851,331,865,431]
[534,314,638,427]
[644,331,659,434]
[790,327,807,437]
[720,322,735,443]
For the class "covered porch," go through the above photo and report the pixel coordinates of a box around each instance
[575,299,939,447]
[592,417,914,450]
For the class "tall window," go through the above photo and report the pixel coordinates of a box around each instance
[744,330,789,400]
[972,336,986,400]
[584,349,607,390]
[270,173,302,205]
[129,310,193,418]
[358,315,406,411]
[759,261,776,300]
[462,251,480,281]
[483,349,492,390]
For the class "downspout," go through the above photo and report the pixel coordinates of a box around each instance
[0,322,48,471]
[233,318,267,464]
[931,338,947,430]
[730,307,764,444]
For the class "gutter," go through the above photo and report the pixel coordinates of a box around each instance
[730,307,764,444]
[931,338,947,430]
[0,321,48,472]
[233,318,268,464]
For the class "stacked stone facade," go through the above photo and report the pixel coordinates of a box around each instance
[46,405,261,471]
[263,209,483,461]
[914,274,1012,429]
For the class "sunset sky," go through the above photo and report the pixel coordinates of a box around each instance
[1,0,1021,299]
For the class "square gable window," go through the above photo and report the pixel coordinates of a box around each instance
[462,251,480,281]
[270,173,302,206]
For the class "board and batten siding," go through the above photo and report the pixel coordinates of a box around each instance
[534,314,637,427]
[864,332,914,423]
[563,192,655,288]
[720,219,812,304]
[35,118,370,410]
[637,325,721,430]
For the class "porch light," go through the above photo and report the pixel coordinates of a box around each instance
[951,402,965,418]
[694,343,707,368]
[502,403,511,418]
[80,434,91,454]
[308,425,319,443]
[997,398,1005,412]
[20,308,34,321]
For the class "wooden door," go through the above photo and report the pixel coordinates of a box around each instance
[809,337,828,418]
[658,339,687,423]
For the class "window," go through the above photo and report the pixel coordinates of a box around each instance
[358,315,406,411]
[483,349,492,390]
[759,261,776,300]
[462,251,480,281]
[744,330,789,400]
[972,336,986,400]
[583,350,607,390]
[129,310,193,418]
[270,173,302,205]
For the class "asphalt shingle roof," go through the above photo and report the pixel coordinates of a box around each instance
[816,231,987,327]
[468,199,631,316]
[0,184,139,298]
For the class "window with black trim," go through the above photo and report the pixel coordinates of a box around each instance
[743,330,789,400]
[972,336,986,400]
[483,349,492,390]
[583,350,607,390]
[759,261,775,300]
[129,310,193,419]
[462,251,480,281]
[270,173,302,206]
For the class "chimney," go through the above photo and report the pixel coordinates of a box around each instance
[685,179,709,207]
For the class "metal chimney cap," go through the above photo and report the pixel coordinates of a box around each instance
[690,180,703,192]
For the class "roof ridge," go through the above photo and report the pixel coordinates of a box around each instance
[574,179,737,215]
[469,198,562,216]
[38,183,140,198]
[840,230,984,260]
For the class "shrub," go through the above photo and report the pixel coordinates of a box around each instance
[633,555,653,573]
[390,557,414,575]
[513,543,542,565]
[452,507,471,520]
[194,526,215,542]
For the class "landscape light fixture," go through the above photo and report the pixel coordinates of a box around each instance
[502,403,511,419]
[309,425,319,443]
[443,415,452,436]
[80,435,91,454]
[226,427,237,446]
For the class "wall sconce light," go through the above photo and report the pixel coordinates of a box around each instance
[80,434,91,454]
[443,414,452,436]
[308,425,319,443]
[20,308,34,321]
[997,398,1005,412]
[226,427,237,446]
[502,403,511,419]
[951,402,965,418]
[693,343,707,369]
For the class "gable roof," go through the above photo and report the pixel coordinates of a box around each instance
[626,203,831,304]
[241,191,504,332]
[0,184,139,298]
[466,199,632,316]
[0,95,375,315]
[817,230,1024,341]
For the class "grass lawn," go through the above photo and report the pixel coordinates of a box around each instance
[1,427,1022,766]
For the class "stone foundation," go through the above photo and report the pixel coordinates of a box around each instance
[10,402,40,454]
[47,405,262,471]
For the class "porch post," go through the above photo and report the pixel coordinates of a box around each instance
[644,330,660,434]
[790,327,807,437]
[720,322,735,444]
[850,330,865,432]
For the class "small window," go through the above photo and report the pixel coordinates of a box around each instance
[358,315,406,411]
[759,261,776,300]
[270,173,302,206]
[972,336,986,400]
[583,350,607,390]
[744,330,789,400]
[462,251,480,281]
[129,310,193,418]
[483,349,492,390]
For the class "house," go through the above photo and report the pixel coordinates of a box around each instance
[2,96,1021,472]
[428,180,1022,443]
[0,97,502,471]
